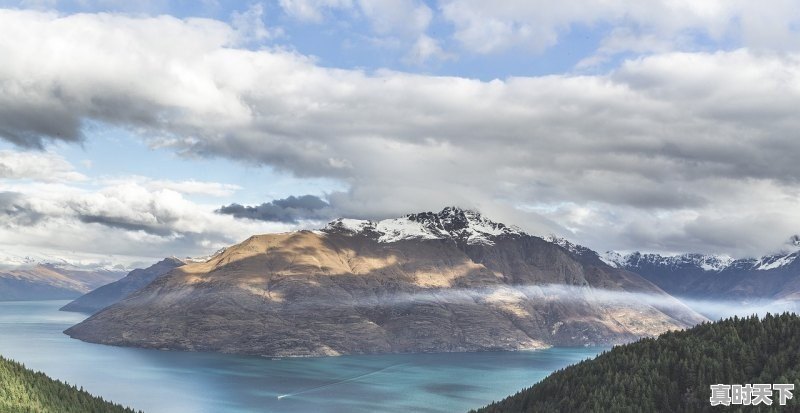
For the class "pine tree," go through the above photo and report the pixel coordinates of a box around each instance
[0,355,140,413]
[473,313,800,413]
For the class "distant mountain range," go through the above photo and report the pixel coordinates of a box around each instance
[607,250,800,302]
[0,264,125,301]
[60,257,186,313]
[549,236,800,306]
[0,252,129,272]
[64,207,703,357]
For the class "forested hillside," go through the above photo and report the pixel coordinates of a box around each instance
[0,355,139,413]
[474,313,800,413]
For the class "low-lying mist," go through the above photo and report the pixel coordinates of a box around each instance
[343,284,800,322]
[126,282,800,326]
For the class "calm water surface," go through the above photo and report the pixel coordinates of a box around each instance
[0,300,603,412]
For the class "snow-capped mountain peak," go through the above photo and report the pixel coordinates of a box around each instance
[544,236,627,267]
[604,252,735,272]
[751,250,800,271]
[598,251,624,268]
[323,207,523,245]
[0,252,129,272]
[538,229,800,274]
[601,248,800,273]
[747,235,800,270]
[545,235,597,257]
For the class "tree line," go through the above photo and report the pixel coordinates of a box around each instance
[473,313,800,412]
[0,355,140,413]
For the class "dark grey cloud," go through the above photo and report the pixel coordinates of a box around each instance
[0,191,44,226]
[0,102,84,149]
[76,214,175,237]
[216,195,333,223]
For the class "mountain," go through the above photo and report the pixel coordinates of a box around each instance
[0,354,139,412]
[598,243,800,303]
[60,257,186,314]
[65,207,704,357]
[473,313,800,413]
[0,265,125,301]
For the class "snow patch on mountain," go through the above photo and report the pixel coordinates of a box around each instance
[544,235,628,268]
[375,218,443,243]
[323,207,523,245]
[698,255,736,272]
[0,252,129,272]
[599,251,624,268]
[612,252,735,272]
[752,251,799,271]
[328,218,374,234]
[182,247,227,264]
[324,209,800,273]
[603,247,800,273]
[544,235,578,253]
[545,235,595,257]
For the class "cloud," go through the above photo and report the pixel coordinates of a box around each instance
[403,34,453,65]
[99,177,241,198]
[216,194,333,223]
[63,182,262,240]
[0,179,297,262]
[357,0,432,37]
[2,10,800,256]
[0,151,298,263]
[0,191,44,226]
[230,3,282,44]
[278,0,431,38]
[576,28,691,70]
[0,150,86,182]
[278,0,353,23]
[439,0,800,55]
[76,213,175,237]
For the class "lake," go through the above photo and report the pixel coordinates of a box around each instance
[0,300,603,413]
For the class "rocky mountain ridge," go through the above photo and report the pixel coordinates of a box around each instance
[64,208,704,357]
[323,206,524,245]
[60,257,186,313]
[0,264,125,301]
[546,236,800,303]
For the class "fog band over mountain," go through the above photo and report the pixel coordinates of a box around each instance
[344,284,800,321]
[115,282,798,323]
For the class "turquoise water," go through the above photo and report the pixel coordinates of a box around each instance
[0,301,603,412]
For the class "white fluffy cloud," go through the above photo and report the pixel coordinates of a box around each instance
[278,0,354,22]
[230,3,283,43]
[357,0,432,37]
[0,150,86,182]
[404,34,453,65]
[0,173,296,264]
[2,9,800,257]
[279,0,431,37]
[99,177,242,198]
[439,0,800,55]
[278,0,438,64]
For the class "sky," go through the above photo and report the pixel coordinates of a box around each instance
[1,0,800,267]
